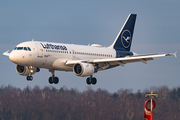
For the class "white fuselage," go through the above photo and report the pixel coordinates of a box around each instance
[9,41,116,71]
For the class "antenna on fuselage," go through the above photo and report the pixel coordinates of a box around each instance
[32,38,34,41]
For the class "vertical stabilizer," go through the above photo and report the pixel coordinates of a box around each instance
[109,14,137,51]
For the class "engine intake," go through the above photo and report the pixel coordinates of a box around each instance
[73,63,94,77]
[16,65,39,76]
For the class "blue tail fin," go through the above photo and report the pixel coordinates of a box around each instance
[109,14,137,51]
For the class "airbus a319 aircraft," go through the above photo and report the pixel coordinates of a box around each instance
[3,14,177,85]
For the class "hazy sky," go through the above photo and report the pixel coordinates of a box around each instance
[1,1,180,93]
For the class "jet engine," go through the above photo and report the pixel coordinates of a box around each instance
[73,63,94,77]
[16,65,40,76]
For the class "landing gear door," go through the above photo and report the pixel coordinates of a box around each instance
[35,43,43,58]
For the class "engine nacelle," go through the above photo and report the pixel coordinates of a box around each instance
[16,65,39,76]
[73,63,94,77]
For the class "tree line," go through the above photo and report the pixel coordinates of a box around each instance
[0,85,180,120]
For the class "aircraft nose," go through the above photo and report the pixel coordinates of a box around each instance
[9,51,18,63]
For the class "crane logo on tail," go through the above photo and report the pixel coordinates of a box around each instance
[121,30,131,48]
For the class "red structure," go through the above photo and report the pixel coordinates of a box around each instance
[144,91,158,120]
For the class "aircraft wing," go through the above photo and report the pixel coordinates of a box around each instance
[65,52,177,67]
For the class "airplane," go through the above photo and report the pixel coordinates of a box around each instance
[3,14,177,85]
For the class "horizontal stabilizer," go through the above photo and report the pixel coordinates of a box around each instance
[3,50,10,56]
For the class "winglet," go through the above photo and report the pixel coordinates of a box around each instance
[174,51,178,58]
[3,50,10,56]
[166,51,178,58]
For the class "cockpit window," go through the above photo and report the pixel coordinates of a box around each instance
[14,47,17,50]
[14,47,31,51]
[17,47,23,50]
[27,47,31,51]
[24,47,27,51]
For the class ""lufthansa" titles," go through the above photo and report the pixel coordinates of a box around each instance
[40,43,67,50]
